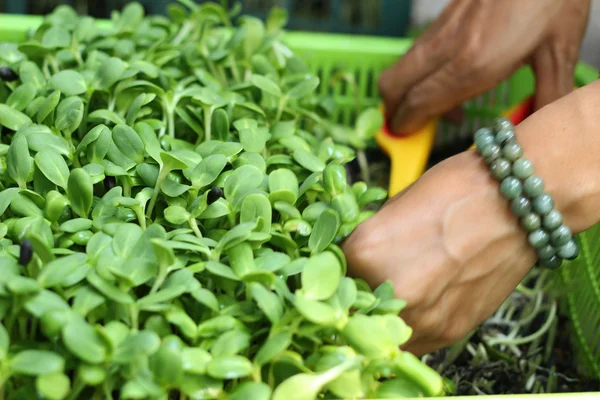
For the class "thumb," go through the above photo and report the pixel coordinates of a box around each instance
[532,43,576,110]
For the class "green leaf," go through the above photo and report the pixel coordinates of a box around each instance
[55,96,84,135]
[191,288,219,312]
[254,330,292,366]
[10,350,65,376]
[88,109,126,125]
[356,107,384,140]
[6,83,37,112]
[301,251,341,301]
[113,331,161,364]
[337,278,358,310]
[206,355,253,379]
[19,61,46,88]
[38,253,88,288]
[249,282,283,324]
[239,127,268,153]
[24,289,70,317]
[240,193,272,233]
[67,168,93,218]
[271,366,349,400]
[211,329,251,357]
[36,90,61,124]
[34,149,70,188]
[116,2,145,31]
[224,165,264,206]
[212,108,230,141]
[217,221,257,252]
[164,205,191,225]
[190,154,227,188]
[359,187,388,208]
[166,308,197,341]
[375,377,424,398]
[287,76,320,99]
[7,134,33,188]
[112,224,144,259]
[308,209,339,254]
[323,163,347,196]
[36,372,71,400]
[294,292,339,327]
[24,128,71,157]
[293,149,326,172]
[72,286,105,317]
[87,269,134,304]
[0,104,32,131]
[205,261,239,281]
[160,151,189,171]
[0,323,8,360]
[230,382,272,400]
[192,88,228,107]
[50,70,87,96]
[112,124,145,163]
[268,169,298,205]
[182,347,212,375]
[251,74,281,97]
[42,26,71,48]
[95,57,126,89]
[341,314,394,358]
[138,270,193,307]
[0,188,19,216]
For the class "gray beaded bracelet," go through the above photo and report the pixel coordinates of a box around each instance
[474,117,579,269]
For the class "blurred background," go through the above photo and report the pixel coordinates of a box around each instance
[0,0,599,69]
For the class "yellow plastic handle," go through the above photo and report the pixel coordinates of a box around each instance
[375,118,438,197]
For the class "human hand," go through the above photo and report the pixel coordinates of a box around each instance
[343,80,600,356]
[379,0,591,134]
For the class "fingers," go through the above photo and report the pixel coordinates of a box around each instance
[532,42,577,110]
[389,58,503,133]
[378,0,473,130]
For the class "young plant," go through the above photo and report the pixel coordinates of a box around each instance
[0,2,448,400]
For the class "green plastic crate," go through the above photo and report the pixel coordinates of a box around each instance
[2,0,411,37]
[1,11,600,399]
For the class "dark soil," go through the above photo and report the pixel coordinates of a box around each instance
[424,316,600,396]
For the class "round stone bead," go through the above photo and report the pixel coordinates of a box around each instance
[490,159,511,181]
[513,158,534,179]
[520,213,541,232]
[523,176,544,198]
[542,210,563,231]
[495,128,516,145]
[528,229,550,249]
[550,225,572,247]
[482,144,501,164]
[475,133,495,154]
[557,239,579,260]
[537,244,556,261]
[532,193,554,215]
[510,196,532,217]
[540,255,563,270]
[500,177,522,200]
[474,127,493,141]
[502,142,523,162]
[493,117,513,134]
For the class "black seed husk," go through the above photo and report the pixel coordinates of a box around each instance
[19,240,33,266]
[207,187,223,205]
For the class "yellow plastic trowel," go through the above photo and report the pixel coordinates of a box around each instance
[376,96,534,198]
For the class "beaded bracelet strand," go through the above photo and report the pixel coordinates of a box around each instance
[473,118,579,269]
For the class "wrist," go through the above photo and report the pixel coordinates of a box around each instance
[516,81,600,234]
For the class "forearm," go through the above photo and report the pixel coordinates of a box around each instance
[513,80,600,233]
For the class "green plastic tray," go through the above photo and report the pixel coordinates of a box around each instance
[1,12,600,399]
